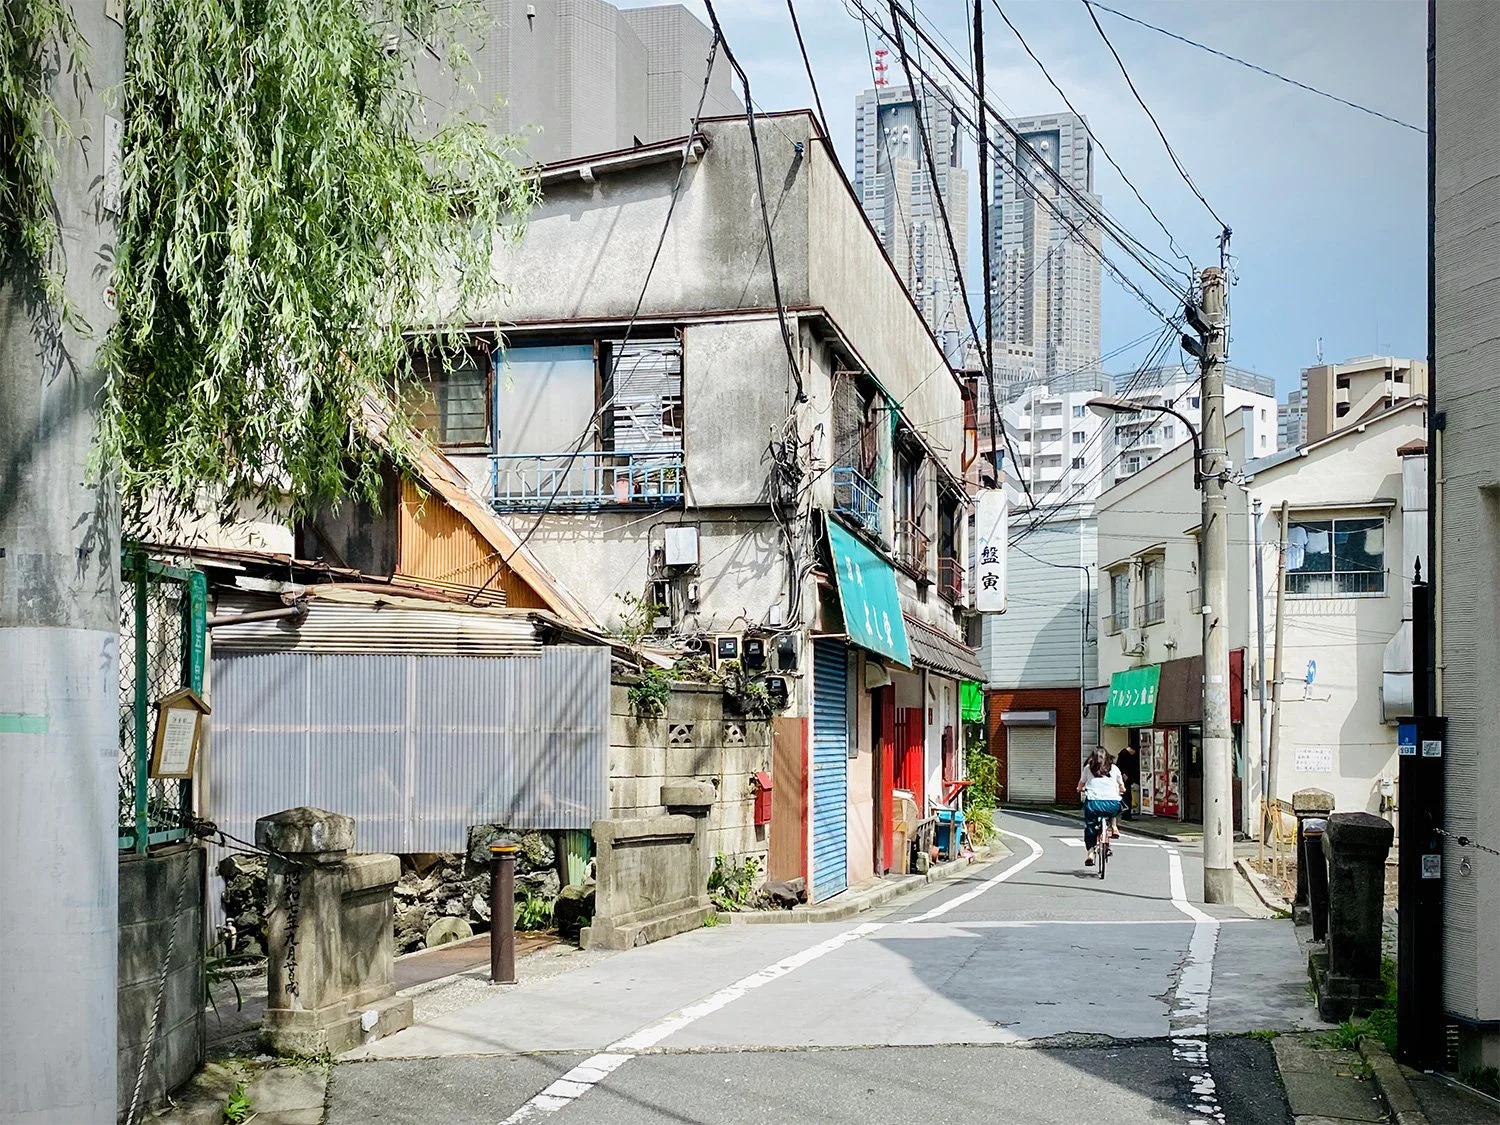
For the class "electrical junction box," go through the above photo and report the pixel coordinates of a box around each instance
[742,637,766,670]
[716,635,740,663]
[776,634,798,672]
[664,526,700,567]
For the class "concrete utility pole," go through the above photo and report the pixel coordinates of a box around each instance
[1253,497,1270,862]
[1197,265,1234,904]
[0,6,123,1120]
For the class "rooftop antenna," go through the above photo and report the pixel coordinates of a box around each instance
[1316,336,1323,364]
[874,47,889,86]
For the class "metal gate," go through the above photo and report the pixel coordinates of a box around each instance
[812,639,849,901]
[1006,725,1056,803]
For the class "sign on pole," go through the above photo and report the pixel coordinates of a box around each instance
[974,489,1007,613]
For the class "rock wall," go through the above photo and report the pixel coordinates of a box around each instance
[609,681,771,867]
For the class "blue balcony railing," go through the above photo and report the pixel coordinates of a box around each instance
[832,466,881,535]
[490,452,685,511]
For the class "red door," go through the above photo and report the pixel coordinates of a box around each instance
[878,689,895,872]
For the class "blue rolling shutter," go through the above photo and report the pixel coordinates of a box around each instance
[812,638,849,901]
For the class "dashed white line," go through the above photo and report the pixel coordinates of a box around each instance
[1165,847,1225,1125]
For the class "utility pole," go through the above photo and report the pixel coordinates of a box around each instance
[0,6,123,1120]
[1196,264,1235,904]
[1253,498,1270,862]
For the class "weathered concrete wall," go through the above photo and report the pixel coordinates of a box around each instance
[609,682,772,867]
[586,806,713,950]
[118,846,206,1118]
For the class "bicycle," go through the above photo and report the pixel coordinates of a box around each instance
[1097,823,1111,879]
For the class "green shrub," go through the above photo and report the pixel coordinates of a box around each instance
[964,743,1001,811]
[708,853,760,913]
[515,887,554,931]
[628,667,672,718]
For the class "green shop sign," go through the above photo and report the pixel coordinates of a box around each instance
[827,519,912,666]
[1104,665,1161,727]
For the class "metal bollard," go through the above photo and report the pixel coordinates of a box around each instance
[1304,818,1329,943]
[490,839,518,984]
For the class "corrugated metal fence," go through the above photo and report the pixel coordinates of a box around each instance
[206,645,609,856]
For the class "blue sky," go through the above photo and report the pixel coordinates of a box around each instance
[618,0,1427,397]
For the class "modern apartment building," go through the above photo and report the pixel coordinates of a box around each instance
[1109,363,1279,483]
[1278,386,1307,449]
[854,82,970,356]
[1301,355,1428,444]
[990,112,1102,382]
[417,1,738,164]
[980,371,1114,507]
[1434,0,1500,1070]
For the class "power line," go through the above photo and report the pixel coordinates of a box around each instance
[785,0,830,143]
[1084,1,1425,135]
[1081,0,1229,235]
[992,0,1193,274]
[884,3,1036,513]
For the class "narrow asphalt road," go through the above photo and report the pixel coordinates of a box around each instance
[332,810,1323,1124]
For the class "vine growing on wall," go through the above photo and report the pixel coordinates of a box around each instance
[97,0,539,524]
[0,0,86,308]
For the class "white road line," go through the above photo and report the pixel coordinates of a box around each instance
[1165,847,1225,1125]
[1057,836,1163,849]
[499,830,1047,1122]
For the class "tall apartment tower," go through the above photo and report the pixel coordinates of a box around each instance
[854,81,971,357]
[991,113,1102,382]
[417,1,738,165]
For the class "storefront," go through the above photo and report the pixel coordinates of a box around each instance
[1103,652,1244,825]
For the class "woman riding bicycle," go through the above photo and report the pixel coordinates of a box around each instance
[1077,750,1123,867]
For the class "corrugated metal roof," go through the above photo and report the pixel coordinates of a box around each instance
[902,614,984,681]
[211,589,543,657]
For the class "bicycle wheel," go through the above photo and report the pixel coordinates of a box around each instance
[1098,835,1108,879]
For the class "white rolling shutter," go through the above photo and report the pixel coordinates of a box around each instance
[1007,725,1056,803]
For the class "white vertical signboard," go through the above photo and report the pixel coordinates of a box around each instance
[975,489,1007,613]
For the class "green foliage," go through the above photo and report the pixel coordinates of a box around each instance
[1463,1066,1500,1098]
[1244,1029,1279,1041]
[708,853,760,913]
[0,0,85,307]
[963,743,1001,811]
[718,660,777,719]
[223,1080,253,1124]
[672,654,716,683]
[515,887,553,931]
[612,593,664,648]
[1320,958,1397,1054]
[701,911,721,928]
[629,667,672,719]
[965,804,994,845]
[98,0,539,524]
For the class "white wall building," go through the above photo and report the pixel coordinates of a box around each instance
[1109,363,1280,484]
[1096,400,1425,827]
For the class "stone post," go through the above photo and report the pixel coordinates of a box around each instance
[1292,788,1335,925]
[1315,811,1395,1023]
[258,807,413,1055]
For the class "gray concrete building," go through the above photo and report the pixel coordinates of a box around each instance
[418,1,738,165]
[414,111,980,904]
[854,83,970,356]
[1434,0,1500,1071]
[1278,386,1306,450]
[991,112,1102,382]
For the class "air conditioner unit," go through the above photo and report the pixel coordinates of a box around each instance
[1121,629,1146,658]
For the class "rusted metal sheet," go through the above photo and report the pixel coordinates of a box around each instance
[397,478,548,609]
[205,645,610,857]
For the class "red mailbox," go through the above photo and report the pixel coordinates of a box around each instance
[751,771,773,826]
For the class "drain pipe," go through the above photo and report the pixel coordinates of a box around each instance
[206,601,308,629]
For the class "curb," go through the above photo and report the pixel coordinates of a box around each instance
[1235,857,1293,914]
[724,842,1012,925]
[1358,1038,1429,1125]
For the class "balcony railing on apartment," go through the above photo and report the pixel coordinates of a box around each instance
[1136,598,1165,627]
[1103,611,1128,636]
[1287,570,1386,597]
[489,451,685,511]
[832,466,881,535]
[894,519,931,578]
[938,557,963,603]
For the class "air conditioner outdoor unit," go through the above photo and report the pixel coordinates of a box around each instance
[1121,629,1146,658]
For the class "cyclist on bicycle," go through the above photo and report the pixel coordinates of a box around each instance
[1077,750,1123,867]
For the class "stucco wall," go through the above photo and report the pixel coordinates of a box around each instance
[609,682,771,868]
[683,318,792,507]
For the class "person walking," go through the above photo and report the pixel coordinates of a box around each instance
[1115,744,1140,821]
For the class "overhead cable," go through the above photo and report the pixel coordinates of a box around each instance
[1084,0,1425,135]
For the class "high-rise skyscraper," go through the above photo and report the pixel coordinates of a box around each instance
[854,81,970,357]
[991,112,1101,382]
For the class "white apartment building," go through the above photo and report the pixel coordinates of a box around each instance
[1096,400,1426,828]
[1110,363,1279,484]
[975,371,1114,508]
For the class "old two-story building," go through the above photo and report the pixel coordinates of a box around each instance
[412,110,982,901]
[1095,399,1425,831]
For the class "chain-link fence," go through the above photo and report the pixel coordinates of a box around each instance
[118,551,207,853]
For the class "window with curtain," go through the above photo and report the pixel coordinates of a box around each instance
[1286,516,1386,595]
[1108,569,1130,634]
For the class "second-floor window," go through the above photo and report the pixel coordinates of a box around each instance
[1108,569,1130,634]
[1287,516,1385,595]
[1139,555,1165,624]
[406,346,491,448]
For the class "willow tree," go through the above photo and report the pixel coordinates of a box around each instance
[100,0,538,524]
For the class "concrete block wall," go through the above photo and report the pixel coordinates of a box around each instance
[118,845,206,1118]
[609,682,772,868]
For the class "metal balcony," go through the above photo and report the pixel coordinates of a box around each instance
[489,451,685,511]
[1136,598,1165,627]
[832,466,881,535]
[938,557,963,604]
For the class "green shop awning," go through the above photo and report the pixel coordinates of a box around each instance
[1103,665,1161,726]
[827,520,911,667]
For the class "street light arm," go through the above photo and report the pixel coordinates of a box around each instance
[1147,405,1203,489]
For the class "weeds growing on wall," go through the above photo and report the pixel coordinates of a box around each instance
[628,667,672,719]
[708,854,761,913]
[98,0,539,526]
